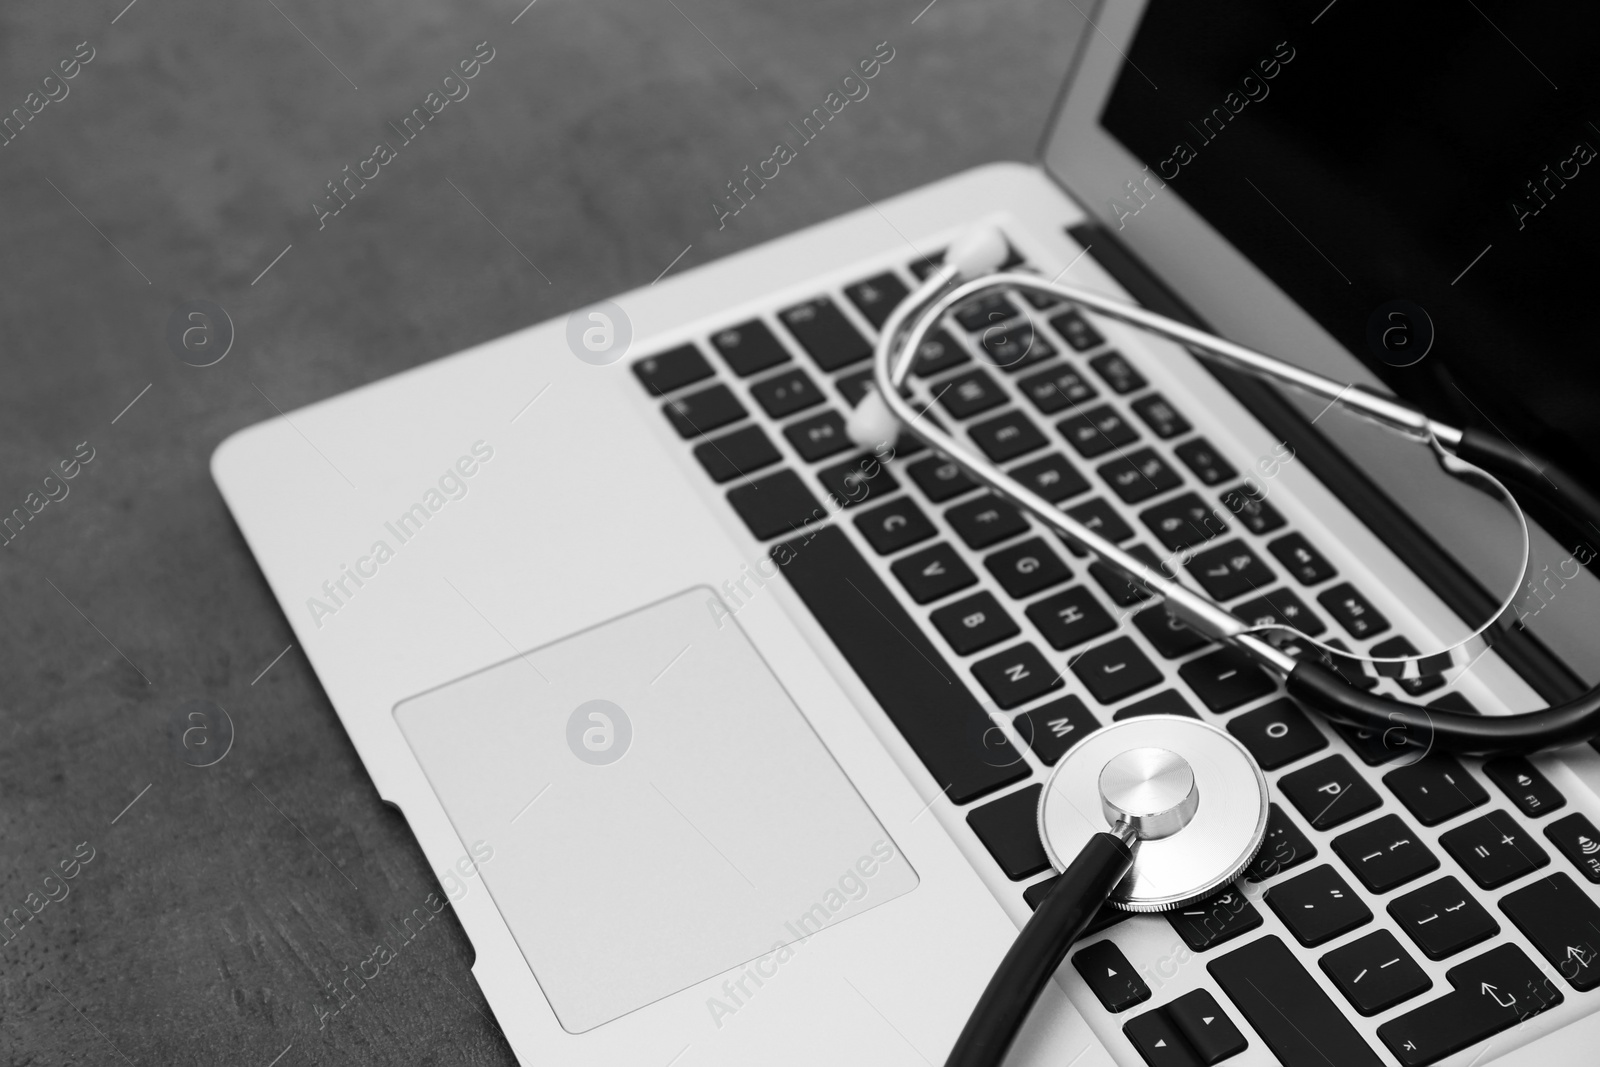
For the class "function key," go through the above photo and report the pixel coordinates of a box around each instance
[1316,583,1390,640]
[1266,864,1372,946]
[969,410,1048,463]
[1387,875,1498,960]
[946,494,1029,549]
[1089,351,1146,394]
[844,272,908,328]
[726,469,821,540]
[972,642,1064,709]
[1167,887,1263,952]
[1319,929,1432,1015]
[953,292,1014,331]
[1218,484,1285,534]
[934,368,1007,419]
[1132,607,1212,659]
[1227,698,1328,770]
[1543,811,1600,883]
[978,320,1056,373]
[833,368,875,407]
[1026,586,1115,651]
[1166,989,1249,1064]
[1072,940,1151,1013]
[1185,541,1274,601]
[711,321,790,377]
[1018,364,1097,414]
[985,537,1070,598]
[1048,309,1105,351]
[854,496,935,555]
[1500,872,1600,991]
[1382,756,1487,826]
[1130,393,1191,439]
[783,410,852,462]
[1057,404,1139,458]
[1439,809,1549,888]
[817,454,898,510]
[1279,754,1382,830]
[1322,638,1379,692]
[694,425,780,483]
[1071,636,1162,704]
[664,383,746,438]
[1267,532,1337,585]
[1177,646,1276,713]
[910,329,968,377]
[778,297,870,371]
[1333,813,1439,892]
[1013,693,1100,766]
[633,344,713,394]
[1427,691,1479,715]
[750,367,824,418]
[1230,588,1326,636]
[966,785,1049,879]
[1140,492,1229,552]
[1209,936,1386,1067]
[1098,448,1183,504]
[906,455,977,503]
[1062,497,1136,552]
[932,591,1020,656]
[909,254,945,280]
[1369,636,1446,696]
[1244,803,1318,882]
[890,543,978,604]
[1173,437,1238,487]
[1123,1010,1201,1067]
[1009,452,1089,504]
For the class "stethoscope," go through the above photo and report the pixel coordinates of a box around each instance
[843,227,1600,1067]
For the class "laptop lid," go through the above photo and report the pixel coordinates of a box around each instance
[1040,0,1599,483]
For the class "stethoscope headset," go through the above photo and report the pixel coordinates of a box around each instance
[842,227,1600,1067]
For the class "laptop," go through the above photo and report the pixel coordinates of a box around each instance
[211,1,1600,1064]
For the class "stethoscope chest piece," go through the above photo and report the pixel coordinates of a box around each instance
[1039,715,1269,913]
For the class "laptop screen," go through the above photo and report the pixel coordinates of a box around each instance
[1098,0,1600,478]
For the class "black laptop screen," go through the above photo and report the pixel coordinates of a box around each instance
[1099,0,1600,478]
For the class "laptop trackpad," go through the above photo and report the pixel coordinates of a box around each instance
[394,587,918,1033]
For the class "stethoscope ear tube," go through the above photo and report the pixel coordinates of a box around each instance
[943,832,1135,1067]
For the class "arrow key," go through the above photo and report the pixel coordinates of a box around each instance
[1071,939,1150,1013]
[1124,1009,1202,1067]
[1166,989,1248,1064]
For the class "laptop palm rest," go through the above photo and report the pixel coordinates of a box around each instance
[394,586,918,1033]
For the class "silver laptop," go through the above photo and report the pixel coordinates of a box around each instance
[212,2,1600,1064]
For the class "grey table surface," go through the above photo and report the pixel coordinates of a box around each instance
[0,1,1083,1063]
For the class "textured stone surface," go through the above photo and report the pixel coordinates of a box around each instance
[0,1,1081,1063]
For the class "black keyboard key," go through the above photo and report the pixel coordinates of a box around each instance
[844,272,908,328]
[1376,943,1562,1066]
[1024,876,1128,939]
[664,384,746,438]
[1098,449,1182,504]
[633,344,713,394]
[1061,497,1135,553]
[1483,757,1565,819]
[711,320,789,377]
[1320,929,1432,1015]
[891,543,977,604]
[909,254,944,280]
[1049,309,1104,351]
[969,410,1048,463]
[910,329,967,377]
[934,368,1006,419]
[1088,544,1167,607]
[1178,647,1276,713]
[1173,437,1237,487]
[726,469,821,540]
[1279,755,1383,830]
[773,526,1025,803]
[1013,694,1099,766]
[779,297,869,371]
[966,785,1049,879]
[1026,586,1116,651]
[1439,809,1548,888]
[972,643,1063,709]
[1113,689,1200,720]
[1333,813,1439,892]
[1383,756,1487,827]
[1230,588,1326,637]
[1267,532,1337,586]
[817,453,898,510]
[1140,493,1228,552]
[1317,583,1390,641]
[1427,691,1479,715]
[906,456,977,503]
[1130,393,1191,439]
[1218,484,1284,535]
[694,425,781,483]
[1132,607,1212,659]
[1266,864,1371,945]
[1501,872,1600,990]
[1072,637,1162,704]
[1370,636,1446,696]
[1168,887,1262,952]
[1166,989,1248,1065]
[1245,804,1317,882]
[1333,720,1410,766]
[1544,811,1600,883]
[750,367,823,418]
[1089,350,1145,393]
[1185,541,1274,601]
[832,368,874,407]
[1073,940,1151,1013]
[953,292,1013,332]
[1124,1010,1202,1067]
[946,495,1028,550]
[1227,698,1327,769]
[1058,404,1138,458]
[1388,876,1499,960]
[978,319,1055,373]
[985,537,1070,599]
[932,592,1020,655]
[783,410,852,462]
[1018,364,1096,414]
[1008,453,1089,504]
[854,497,935,555]
[1209,935,1384,1067]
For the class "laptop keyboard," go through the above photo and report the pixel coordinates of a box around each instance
[631,245,1600,1066]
